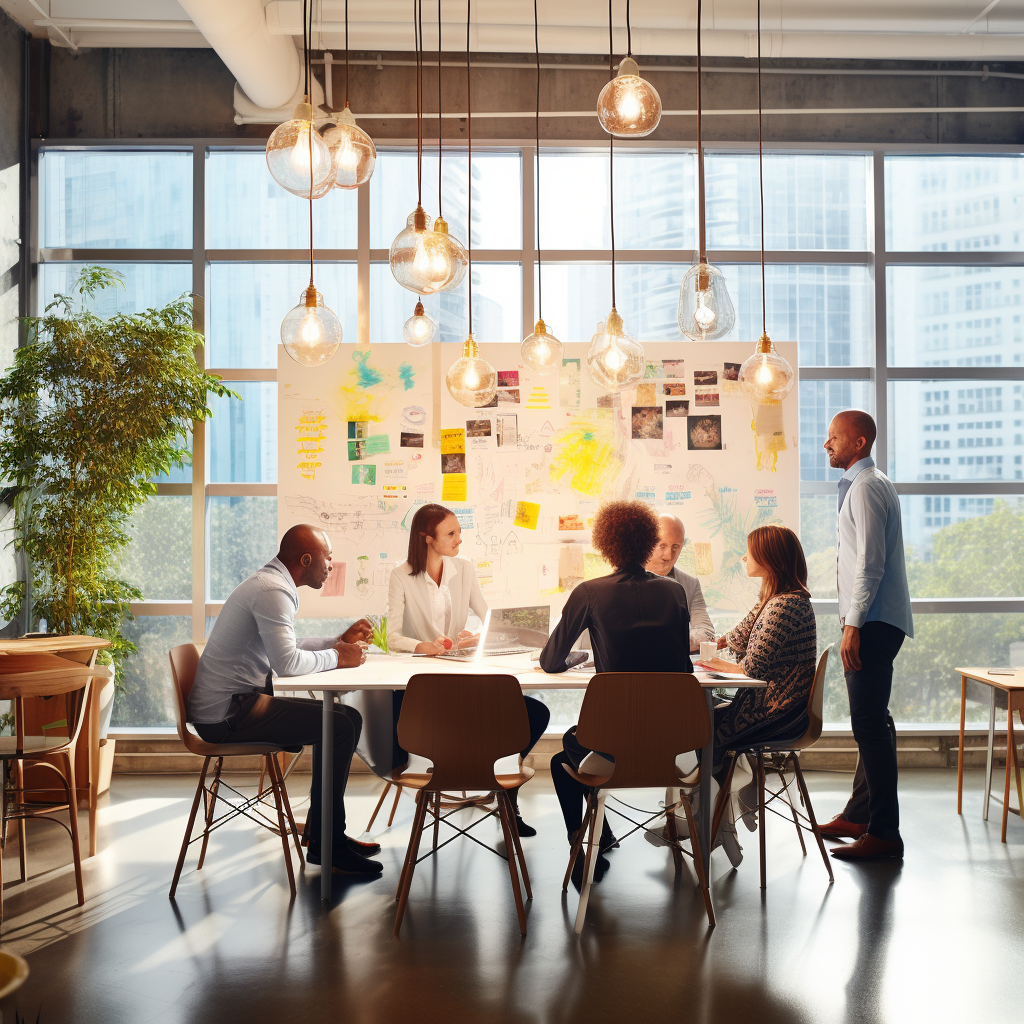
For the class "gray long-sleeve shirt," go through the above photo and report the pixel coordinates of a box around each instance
[668,566,717,651]
[188,557,339,724]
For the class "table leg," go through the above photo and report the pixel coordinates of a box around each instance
[698,690,714,879]
[957,675,966,815]
[321,691,334,902]
[88,683,100,857]
[984,686,996,822]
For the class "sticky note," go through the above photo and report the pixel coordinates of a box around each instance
[364,434,391,455]
[440,428,466,454]
[513,501,541,530]
[441,473,468,502]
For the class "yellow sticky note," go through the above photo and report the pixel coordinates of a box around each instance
[441,473,468,502]
[513,501,541,530]
[440,428,466,454]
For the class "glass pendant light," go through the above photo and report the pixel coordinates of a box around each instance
[678,0,734,341]
[520,0,563,375]
[321,0,376,190]
[403,301,437,346]
[597,58,662,138]
[447,0,498,408]
[282,284,343,365]
[587,308,644,391]
[739,0,794,406]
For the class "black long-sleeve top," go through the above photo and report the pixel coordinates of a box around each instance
[540,563,694,674]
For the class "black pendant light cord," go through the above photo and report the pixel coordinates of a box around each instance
[696,0,706,260]
[626,0,632,57]
[302,0,310,98]
[757,0,766,336]
[344,0,349,107]
[415,0,423,205]
[438,0,443,218]
[466,0,473,333]
[534,0,542,319]
[608,0,616,308]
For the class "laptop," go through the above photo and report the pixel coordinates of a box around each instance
[438,605,551,660]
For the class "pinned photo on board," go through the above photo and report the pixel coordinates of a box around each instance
[663,359,686,378]
[665,400,689,417]
[441,452,467,474]
[694,370,718,386]
[400,432,424,447]
[466,419,492,437]
[688,415,723,450]
[347,420,369,439]
[351,464,377,485]
[631,406,664,440]
[663,382,686,397]
[497,389,521,405]
[497,370,520,388]
[497,414,518,447]
[347,439,366,461]
[723,362,741,382]
[635,382,657,406]
[694,387,720,408]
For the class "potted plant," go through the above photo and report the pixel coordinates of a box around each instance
[0,267,235,790]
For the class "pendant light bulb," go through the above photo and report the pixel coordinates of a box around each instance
[678,259,736,341]
[597,57,663,138]
[587,308,645,392]
[521,318,564,376]
[446,333,498,407]
[403,301,438,346]
[432,217,469,290]
[266,101,335,199]
[739,333,795,405]
[281,285,342,366]
[322,106,377,189]
[390,205,456,294]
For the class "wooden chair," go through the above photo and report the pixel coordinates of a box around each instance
[167,644,304,899]
[1001,690,1024,843]
[391,674,534,937]
[0,653,103,918]
[712,645,835,889]
[561,672,715,934]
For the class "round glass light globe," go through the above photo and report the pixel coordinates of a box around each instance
[520,318,564,375]
[678,259,737,341]
[322,107,376,189]
[390,206,455,294]
[266,102,335,199]
[446,335,498,407]
[404,302,438,346]
[281,286,342,366]
[597,58,663,138]
[432,217,469,291]
[739,336,795,405]
[587,308,645,392]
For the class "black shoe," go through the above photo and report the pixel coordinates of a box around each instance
[600,828,619,853]
[347,835,381,856]
[514,814,537,838]
[306,846,383,875]
[570,851,610,893]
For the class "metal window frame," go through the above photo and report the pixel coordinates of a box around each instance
[30,137,1024,634]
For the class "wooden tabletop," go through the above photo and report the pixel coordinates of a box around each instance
[956,667,1024,691]
[0,636,110,657]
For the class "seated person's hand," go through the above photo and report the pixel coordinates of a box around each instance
[701,656,741,674]
[339,618,373,645]
[415,636,449,656]
[455,630,480,650]
[335,640,368,668]
[716,636,730,649]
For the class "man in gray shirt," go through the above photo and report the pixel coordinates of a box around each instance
[645,513,716,652]
[820,410,914,861]
[189,524,380,875]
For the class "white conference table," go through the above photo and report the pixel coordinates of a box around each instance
[274,650,765,904]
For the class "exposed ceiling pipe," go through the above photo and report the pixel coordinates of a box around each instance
[176,0,302,110]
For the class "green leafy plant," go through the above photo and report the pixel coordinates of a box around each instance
[0,267,235,677]
[368,614,388,653]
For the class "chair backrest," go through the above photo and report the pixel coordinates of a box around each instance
[168,644,201,748]
[397,674,530,791]
[575,673,710,790]
[804,645,833,745]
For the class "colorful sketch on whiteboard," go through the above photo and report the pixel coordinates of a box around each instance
[549,415,624,498]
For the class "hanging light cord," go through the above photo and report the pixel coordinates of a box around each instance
[305,0,314,287]
[415,0,423,205]
[466,0,473,333]
[302,0,310,98]
[757,0,766,336]
[696,0,706,261]
[344,0,349,107]
[626,0,632,57]
[608,0,616,308]
[438,0,443,218]
[534,0,542,319]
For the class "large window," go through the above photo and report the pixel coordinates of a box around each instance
[35,144,1024,729]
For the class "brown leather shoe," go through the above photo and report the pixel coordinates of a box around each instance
[818,815,869,840]
[830,834,904,860]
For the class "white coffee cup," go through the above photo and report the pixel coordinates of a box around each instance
[700,641,717,664]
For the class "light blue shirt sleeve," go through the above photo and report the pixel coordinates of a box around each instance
[252,586,339,677]
[843,479,889,629]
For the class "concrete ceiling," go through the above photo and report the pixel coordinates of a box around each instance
[5,0,1024,57]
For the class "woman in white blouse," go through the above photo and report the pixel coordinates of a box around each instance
[387,503,549,835]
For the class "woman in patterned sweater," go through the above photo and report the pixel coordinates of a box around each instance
[702,524,818,779]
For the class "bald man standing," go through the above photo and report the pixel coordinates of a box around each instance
[189,525,382,876]
[645,514,716,652]
[821,410,913,861]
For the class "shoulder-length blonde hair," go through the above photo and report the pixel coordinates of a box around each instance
[747,525,809,603]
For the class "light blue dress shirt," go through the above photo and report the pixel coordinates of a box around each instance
[836,457,915,638]
[188,557,339,724]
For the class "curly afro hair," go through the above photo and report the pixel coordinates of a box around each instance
[591,500,660,569]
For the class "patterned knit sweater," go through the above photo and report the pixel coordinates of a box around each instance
[724,591,817,714]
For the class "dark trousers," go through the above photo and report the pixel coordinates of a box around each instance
[550,727,615,836]
[196,695,361,852]
[842,621,906,842]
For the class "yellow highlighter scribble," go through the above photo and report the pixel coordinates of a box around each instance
[549,415,624,497]
[295,410,327,480]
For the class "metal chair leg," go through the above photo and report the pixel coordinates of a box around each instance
[757,752,767,890]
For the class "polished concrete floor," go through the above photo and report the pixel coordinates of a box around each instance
[0,768,1022,1024]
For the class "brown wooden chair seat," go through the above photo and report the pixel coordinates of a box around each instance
[392,673,535,937]
[561,672,715,934]
[167,644,305,899]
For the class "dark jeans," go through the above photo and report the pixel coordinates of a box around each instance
[195,694,361,852]
[842,620,906,842]
[550,727,615,836]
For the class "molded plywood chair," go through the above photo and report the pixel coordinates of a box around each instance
[167,644,304,898]
[712,645,835,889]
[391,674,533,937]
[561,672,715,933]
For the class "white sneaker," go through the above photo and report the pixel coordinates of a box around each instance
[735,780,759,832]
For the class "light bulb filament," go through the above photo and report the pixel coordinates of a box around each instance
[618,84,642,122]
[694,290,716,331]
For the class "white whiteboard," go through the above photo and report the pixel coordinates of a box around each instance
[278,340,799,629]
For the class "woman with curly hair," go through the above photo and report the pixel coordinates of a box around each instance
[541,500,694,863]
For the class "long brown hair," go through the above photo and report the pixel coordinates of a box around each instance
[747,525,809,603]
[407,503,454,575]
